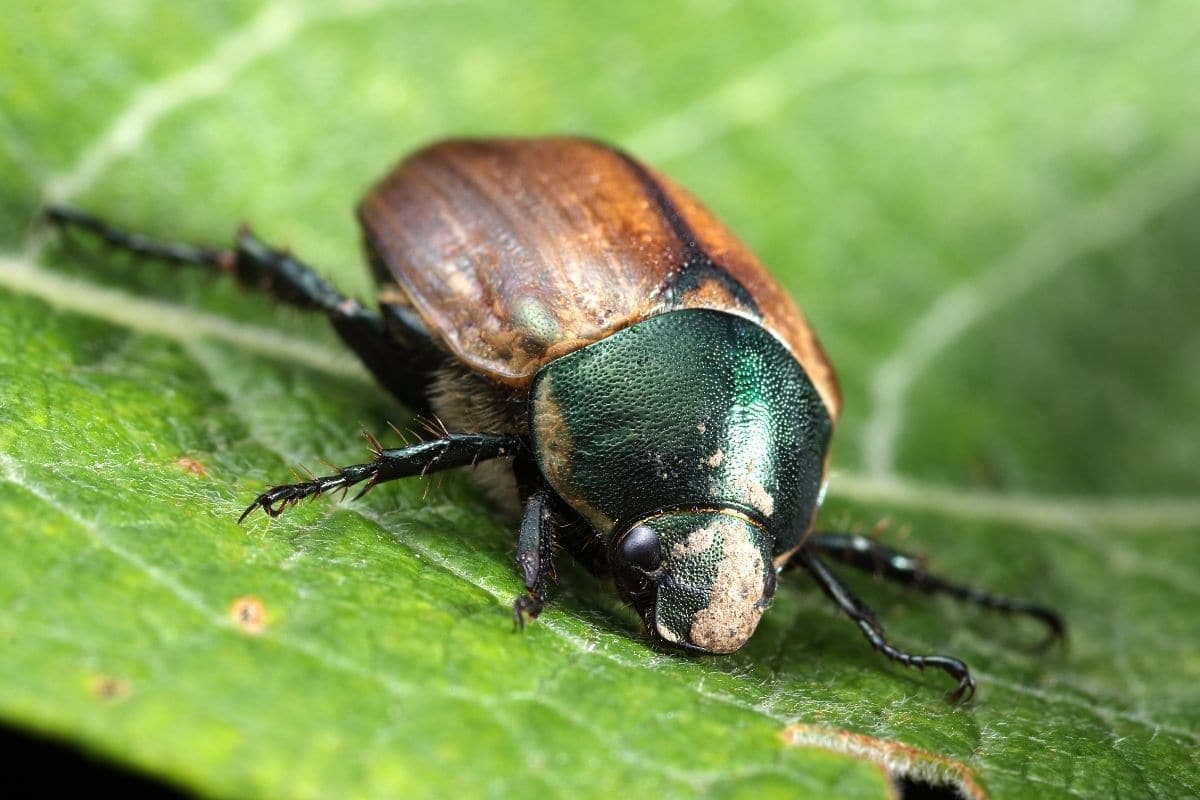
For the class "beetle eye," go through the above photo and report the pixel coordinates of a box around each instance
[619,525,663,572]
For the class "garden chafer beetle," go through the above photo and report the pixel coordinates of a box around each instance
[46,137,1063,701]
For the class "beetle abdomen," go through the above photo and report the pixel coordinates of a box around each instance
[358,137,840,418]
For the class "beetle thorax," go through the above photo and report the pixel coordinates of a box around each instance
[528,308,833,554]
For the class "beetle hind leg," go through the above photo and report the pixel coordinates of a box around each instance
[808,532,1065,649]
[42,205,436,413]
[43,205,227,268]
[790,547,976,703]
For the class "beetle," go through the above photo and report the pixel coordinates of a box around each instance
[46,136,1063,701]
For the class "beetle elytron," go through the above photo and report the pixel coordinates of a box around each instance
[46,137,1063,701]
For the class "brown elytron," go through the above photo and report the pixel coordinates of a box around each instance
[359,137,840,419]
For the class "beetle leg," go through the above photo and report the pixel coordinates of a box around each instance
[513,490,556,630]
[42,205,348,306]
[43,205,227,268]
[808,532,1065,649]
[791,547,976,703]
[42,206,435,413]
[239,432,520,521]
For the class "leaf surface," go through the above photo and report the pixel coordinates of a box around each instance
[2,2,1198,797]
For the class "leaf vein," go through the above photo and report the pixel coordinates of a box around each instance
[40,0,397,208]
[860,134,1200,476]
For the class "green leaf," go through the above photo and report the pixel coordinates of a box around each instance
[2,2,1198,797]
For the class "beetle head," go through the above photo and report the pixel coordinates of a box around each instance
[612,509,776,653]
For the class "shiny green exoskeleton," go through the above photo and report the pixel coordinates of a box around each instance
[47,136,1065,702]
[531,308,831,652]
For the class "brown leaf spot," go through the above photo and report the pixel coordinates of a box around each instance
[230,596,268,634]
[88,674,132,703]
[174,456,207,476]
[780,723,987,800]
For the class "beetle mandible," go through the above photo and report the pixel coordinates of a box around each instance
[46,137,1064,701]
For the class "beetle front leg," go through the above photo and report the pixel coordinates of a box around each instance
[789,547,976,703]
[513,490,556,629]
[239,432,520,521]
[809,532,1065,648]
